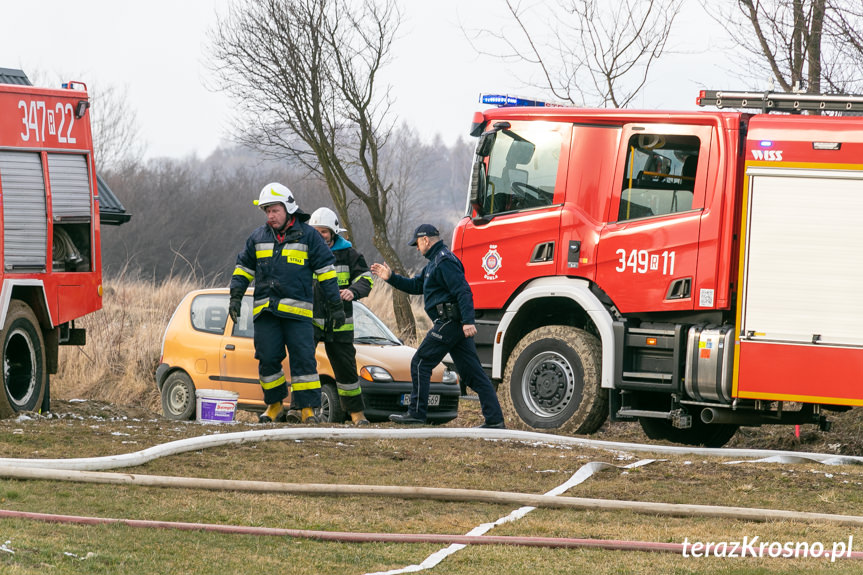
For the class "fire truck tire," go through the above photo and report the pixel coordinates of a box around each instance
[0,301,47,417]
[501,326,607,434]
[161,371,196,421]
[639,415,738,447]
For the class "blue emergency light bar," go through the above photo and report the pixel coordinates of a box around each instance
[480,93,558,107]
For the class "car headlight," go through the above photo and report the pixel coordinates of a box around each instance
[360,366,393,382]
[442,368,458,384]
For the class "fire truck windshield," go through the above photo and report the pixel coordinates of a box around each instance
[469,121,565,217]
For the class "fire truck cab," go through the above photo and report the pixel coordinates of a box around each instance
[454,91,863,446]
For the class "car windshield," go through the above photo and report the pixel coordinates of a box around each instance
[353,303,400,345]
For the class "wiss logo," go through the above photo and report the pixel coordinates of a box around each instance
[752,149,783,161]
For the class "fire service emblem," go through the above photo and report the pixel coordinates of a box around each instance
[482,245,502,280]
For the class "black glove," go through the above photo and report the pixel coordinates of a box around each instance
[229,297,242,324]
[328,300,346,330]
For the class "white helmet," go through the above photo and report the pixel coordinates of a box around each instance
[309,207,346,234]
[253,182,299,214]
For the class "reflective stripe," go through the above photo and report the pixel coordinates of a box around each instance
[282,243,308,266]
[255,242,275,259]
[313,317,353,331]
[355,271,374,288]
[260,371,286,390]
[276,298,313,318]
[335,265,351,286]
[233,265,255,281]
[282,249,307,266]
[315,264,337,282]
[291,374,321,391]
[253,299,269,316]
[337,381,362,397]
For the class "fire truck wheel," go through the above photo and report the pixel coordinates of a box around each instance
[161,371,196,421]
[0,301,47,418]
[639,415,738,447]
[501,326,607,434]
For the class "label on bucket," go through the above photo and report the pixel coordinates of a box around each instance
[197,394,237,423]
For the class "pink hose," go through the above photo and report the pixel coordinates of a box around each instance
[3,508,863,559]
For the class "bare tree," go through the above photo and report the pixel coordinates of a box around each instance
[89,84,146,173]
[209,0,419,339]
[470,0,681,107]
[382,123,426,247]
[702,0,863,95]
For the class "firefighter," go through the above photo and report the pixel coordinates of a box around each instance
[370,224,505,428]
[229,183,345,424]
[304,207,374,426]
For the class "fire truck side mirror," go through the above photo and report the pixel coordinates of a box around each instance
[477,131,495,158]
[469,160,487,217]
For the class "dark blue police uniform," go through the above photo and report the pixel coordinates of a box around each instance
[386,234,504,425]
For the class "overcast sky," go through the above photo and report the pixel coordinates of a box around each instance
[2,1,735,160]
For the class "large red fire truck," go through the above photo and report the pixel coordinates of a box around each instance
[0,69,107,417]
[454,90,863,446]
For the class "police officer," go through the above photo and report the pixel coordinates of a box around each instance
[229,183,345,424]
[308,207,373,426]
[370,224,505,428]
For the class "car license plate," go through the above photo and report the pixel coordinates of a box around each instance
[400,394,439,406]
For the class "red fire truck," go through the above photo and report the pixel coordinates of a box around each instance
[454,91,863,446]
[0,70,106,417]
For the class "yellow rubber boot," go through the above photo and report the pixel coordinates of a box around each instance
[301,407,319,424]
[258,402,282,423]
[350,411,370,426]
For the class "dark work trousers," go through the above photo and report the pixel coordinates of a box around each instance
[322,340,365,413]
[410,318,503,423]
[254,311,321,408]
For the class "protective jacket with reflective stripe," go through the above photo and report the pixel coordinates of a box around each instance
[313,235,373,342]
[230,219,341,322]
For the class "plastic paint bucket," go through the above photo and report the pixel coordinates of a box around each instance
[195,389,239,423]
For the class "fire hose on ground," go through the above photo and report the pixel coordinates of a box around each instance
[0,426,862,563]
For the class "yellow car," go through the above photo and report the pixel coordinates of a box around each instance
[155,288,460,423]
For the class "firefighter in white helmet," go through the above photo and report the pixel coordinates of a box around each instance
[229,183,345,424]
[300,207,374,425]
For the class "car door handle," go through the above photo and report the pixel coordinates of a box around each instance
[225,344,235,350]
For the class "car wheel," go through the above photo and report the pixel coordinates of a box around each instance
[161,371,196,421]
[501,325,607,434]
[318,382,346,423]
[0,301,47,418]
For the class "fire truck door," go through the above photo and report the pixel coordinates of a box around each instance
[596,124,713,314]
[461,121,571,311]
